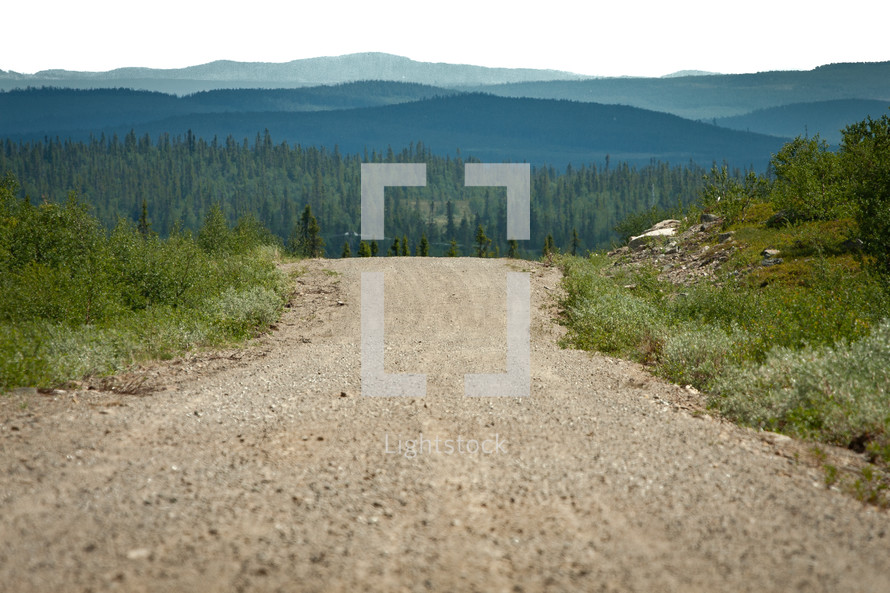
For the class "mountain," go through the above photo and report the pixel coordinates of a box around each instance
[0,83,457,135]
[0,53,591,95]
[715,99,890,144]
[460,61,890,120]
[661,70,721,78]
[0,87,786,168]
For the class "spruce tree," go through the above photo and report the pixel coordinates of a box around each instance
[342,240,351,258]
[401,234,410,256]
[137,198,152,236]
[571,228,580,256]
[370,240,379,256]
[418,232,429,256]
[508,239,519,258]
[474,224,491,257]
[291,204,325,258]
[447,239,459,257]
[358,241,372,257]
[542,234,555,258]
[389,237,400,256]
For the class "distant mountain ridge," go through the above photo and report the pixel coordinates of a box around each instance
[464,61,890,120]
[0,52,592,94]
[0,87,785,169]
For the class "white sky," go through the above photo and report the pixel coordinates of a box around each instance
[3,1,888,77]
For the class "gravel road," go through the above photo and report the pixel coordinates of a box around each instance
[1,257,888,592]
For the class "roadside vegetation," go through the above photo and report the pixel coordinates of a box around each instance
[560,113,890,504]
[0,178,291,391]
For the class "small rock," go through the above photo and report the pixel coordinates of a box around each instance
[340,391,348,398]
[700,213,721,223]
[126,548,151,560]
[762,257,783,267]
[761,248,781,258]
[718,232,734,243]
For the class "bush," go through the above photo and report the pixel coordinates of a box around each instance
[713,319,890,452]
[841,114,890,278]
[0,174,288,391]
[699,166,769,226]
[770,135,849,221]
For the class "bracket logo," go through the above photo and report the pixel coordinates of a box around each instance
[360,163,530,398]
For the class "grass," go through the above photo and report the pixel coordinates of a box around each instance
[1,179,292,392]
[559,212,890,480]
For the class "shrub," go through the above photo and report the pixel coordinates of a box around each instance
[770,135,849,221]
[699,165,769,226]
[713,319,890,452]
[841,114,890,278]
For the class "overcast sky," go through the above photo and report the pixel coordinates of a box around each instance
[4,1,887,77]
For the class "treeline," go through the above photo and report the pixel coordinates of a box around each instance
[0,131,711,256]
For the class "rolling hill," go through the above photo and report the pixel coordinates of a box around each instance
[714,99,890,144]
[463,61,890,120]
[0,88,786,168]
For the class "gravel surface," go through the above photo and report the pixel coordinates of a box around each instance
[1,257,888,592]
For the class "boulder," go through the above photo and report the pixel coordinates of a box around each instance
[629,227,676,250]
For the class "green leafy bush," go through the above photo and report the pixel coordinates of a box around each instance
[713,319,890,452]
[770,135,849,221]
[0,174,288,391]
[841,113,890,278]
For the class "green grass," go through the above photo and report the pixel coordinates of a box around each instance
[559,214,890,462]
[1,177,291,392]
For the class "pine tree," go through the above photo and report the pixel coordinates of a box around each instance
[508,239,519,258]
[389,237,400,256]
[358,241,372,257]
[401,234,410,256]
[418,232,429,256]
[571,228,580,256]
[370,240,379,256]
[447,239,459,257]
[291,204,325,258]
[542,233,555,258]
[474,224,491,257]
[341,240,351,258]
[137,198,152,236]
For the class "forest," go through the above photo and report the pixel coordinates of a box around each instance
[0,131,712,257]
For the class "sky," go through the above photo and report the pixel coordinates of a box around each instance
[3,1,888,77]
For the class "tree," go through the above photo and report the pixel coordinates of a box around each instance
[418,232,429,256]
[771,135,845,220]
[198,202,231,254]
[474,224,491,257]
[401,234,410,256]
[358,240,372,257]
[571,228,580,256]
[370,240,379,256]
[447,239,459,257]
[137,198,152,237]
[542,233,555,258]
[389,236,400,256]
[341,240,351,258]
[508,239,519,258]
[291,204,325,258]
[841,114,890,277]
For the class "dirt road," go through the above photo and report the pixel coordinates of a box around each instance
[1,258,888,592]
